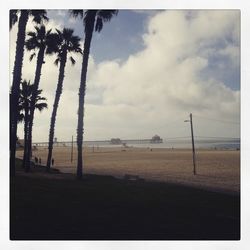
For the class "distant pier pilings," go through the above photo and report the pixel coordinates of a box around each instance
[32,138,163,147]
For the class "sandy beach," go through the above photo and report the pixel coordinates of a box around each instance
[13,147,240,239]
[16,146,240,194]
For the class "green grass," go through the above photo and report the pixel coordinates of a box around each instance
[10,160,240,240]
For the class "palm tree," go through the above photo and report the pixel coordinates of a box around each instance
[24,24,54,171]
[46,28,82,171]
[9,92,24,153]
[10,10,48,176]
[70,10,118,179]
[18,80,48,168]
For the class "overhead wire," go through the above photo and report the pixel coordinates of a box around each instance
[193,114,240,125]
[194,136,240,140]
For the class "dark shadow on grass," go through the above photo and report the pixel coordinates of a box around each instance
[10,159,240,240]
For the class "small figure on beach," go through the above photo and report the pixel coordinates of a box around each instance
[52,158,54,166]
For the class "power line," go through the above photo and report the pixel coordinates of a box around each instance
[164,136,239,140]
[193,114,240,125]
[195,136,240,140]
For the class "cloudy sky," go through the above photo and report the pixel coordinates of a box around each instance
[10,10,240,142]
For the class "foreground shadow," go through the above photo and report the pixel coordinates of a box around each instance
[10,172,240,240]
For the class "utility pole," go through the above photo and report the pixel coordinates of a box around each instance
[190,113,196,175]
[185,113,196,175]
[71,135,73,163]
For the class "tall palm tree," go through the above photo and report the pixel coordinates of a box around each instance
[46,28,82,171]
[10,10,48,176]
[24,24,53,171]
[70,10,118,179]
[18,80,48,168]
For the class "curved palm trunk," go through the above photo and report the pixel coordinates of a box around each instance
[10,10,29,176]
[46,52,67,171]
[76,12,96,179]
[25,46,45,172]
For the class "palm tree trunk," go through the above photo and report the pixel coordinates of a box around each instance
[22,108,29,168]
[76,12,96,179]
[10,10,29,176]
[25,46,45,172]
[46,52,67,171]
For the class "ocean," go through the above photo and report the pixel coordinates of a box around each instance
[83,138,240,150]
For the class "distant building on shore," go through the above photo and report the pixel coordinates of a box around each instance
[110,135,163,144]
[150,135,163,143]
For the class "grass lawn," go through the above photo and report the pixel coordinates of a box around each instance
[10,159,240,240]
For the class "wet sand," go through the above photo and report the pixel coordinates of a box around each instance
[16,146,240,194]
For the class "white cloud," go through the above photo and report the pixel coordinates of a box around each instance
[11,10,240,142]
[56,10,67,17]
[218,45,240,68]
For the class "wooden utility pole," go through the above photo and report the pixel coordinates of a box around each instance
[190,113,196,175]
[71,136,73,163]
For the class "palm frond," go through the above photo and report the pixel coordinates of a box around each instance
[46,28,52,35]
[34,26,41,34]
[48,26,82,60]
[26,28,41,50]
[46,32,60,55]
[75,48,83,54]
[26,31,36,37]
[55,28,62,36]
[69,56,76,65]
[54,58,60,66]
[36,96,47,102]
[35,102,48,111]
[38,25,46,38]
[36,89,43,96]
[97,10,118,22]
[9,10,18,30]
[68,35,82,52]
[63,28,74,38]
[26,25,53,51]
[29,53,36,61]
[17,113,25,123]
[95,17,103,32]
[25,36,39,50]
[69,10,84,19]
[84,10,97,33]
[30,10,48,24]
[86,10,118,33]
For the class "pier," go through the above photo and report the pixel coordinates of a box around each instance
[32,136,163,147]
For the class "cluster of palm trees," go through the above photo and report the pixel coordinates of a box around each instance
[10,9,118,179]
[17,81,48,170]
